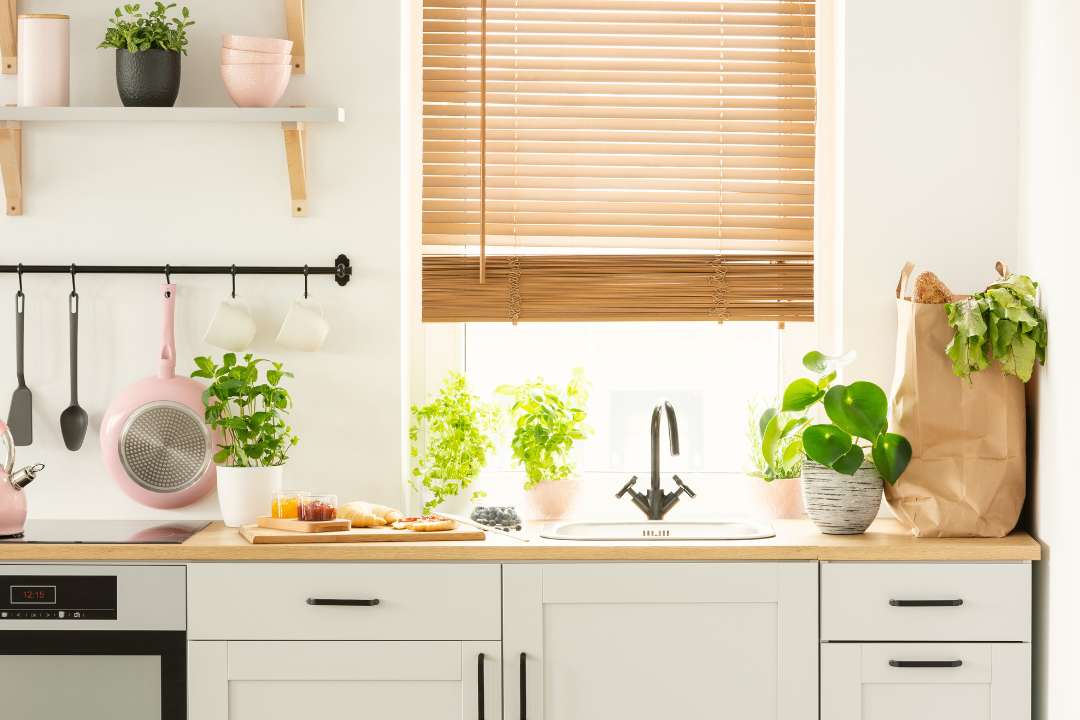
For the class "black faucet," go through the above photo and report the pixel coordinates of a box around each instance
[615,401,696,520]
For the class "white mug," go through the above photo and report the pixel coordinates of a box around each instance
[276,298,329,352]
[204,297,257,351]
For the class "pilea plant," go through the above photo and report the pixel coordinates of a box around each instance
[764,351,912,485]
[410,373,499,514]
[498,369,591,490]
[192,353,299,467]
[99,3,194,54]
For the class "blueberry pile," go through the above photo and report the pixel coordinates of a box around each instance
[471,505,522,531]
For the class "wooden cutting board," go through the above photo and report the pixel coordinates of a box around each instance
[240,524,486,544]
[256,516,352,533]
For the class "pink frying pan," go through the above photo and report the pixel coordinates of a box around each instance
[100,284,219,508]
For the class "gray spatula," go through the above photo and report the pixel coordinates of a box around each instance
[7,291,32,446]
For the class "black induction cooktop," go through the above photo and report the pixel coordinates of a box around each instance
[0,519,211,544]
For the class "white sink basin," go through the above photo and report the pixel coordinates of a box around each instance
[540,519,775,541]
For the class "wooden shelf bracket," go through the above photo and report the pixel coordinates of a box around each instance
[285,0,306,75]
[282,121,307,217]
[1,0,16,75]
[0,121,21,216]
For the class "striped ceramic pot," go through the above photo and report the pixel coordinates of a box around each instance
[801,460,883,535]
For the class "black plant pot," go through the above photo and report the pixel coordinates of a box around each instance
[115,49,181,107]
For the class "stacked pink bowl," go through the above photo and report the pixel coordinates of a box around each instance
[221,34,294,107]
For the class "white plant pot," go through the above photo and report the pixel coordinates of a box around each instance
[801,460,882,535]
[216,465,284,527]
[433,489,472,516]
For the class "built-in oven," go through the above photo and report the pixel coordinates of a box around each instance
[0,565,186,720]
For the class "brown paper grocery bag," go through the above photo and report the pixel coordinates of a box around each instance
[884,262,1026,537]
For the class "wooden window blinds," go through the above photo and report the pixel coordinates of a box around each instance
[422,0,816,323]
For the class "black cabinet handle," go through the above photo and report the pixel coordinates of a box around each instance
[477,653,485,720]
[889,599,963,607]
[305,598,380,606]
[889,659,963,668]
[519,652,527,720]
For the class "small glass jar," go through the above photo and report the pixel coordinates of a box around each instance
[299,494,338,522]
[271,491,308,519]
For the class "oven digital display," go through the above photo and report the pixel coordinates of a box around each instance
[10,585,57,605]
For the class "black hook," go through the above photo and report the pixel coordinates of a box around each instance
[16,263,23,296]
[230,264,237,299]
[69,264,77,296]
[164,264,171,284]
[303,264,309,299]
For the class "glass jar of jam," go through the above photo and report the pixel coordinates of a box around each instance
[299,494,338,522]
[271,491,308,519]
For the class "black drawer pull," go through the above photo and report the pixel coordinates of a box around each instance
[477,653,485,720]
[890,659,963,668]
[889,599,963,607]
[520,652,527,720]
[306,598,380,606]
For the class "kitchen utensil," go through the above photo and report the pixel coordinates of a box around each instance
[17,14,70,107]
[204,297,256,351]
[222,34,293,55]
[59,291,88,451]
[239,524,485,544]
[7,291,32,446]
[276,298,329,352]
[100,284,219,509]
[0,418,45,538]
[220,63,291,108]
[220,48,291,65]
[256,516,351,533]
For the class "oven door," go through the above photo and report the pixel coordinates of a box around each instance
[0,630,185,720]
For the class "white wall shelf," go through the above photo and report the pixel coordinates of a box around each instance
[0,106,345,217]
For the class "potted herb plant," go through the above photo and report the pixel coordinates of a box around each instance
[767,351,913,534]
[99,3,194,107]
[410,372,498,515]
[192,353,298,527]
[746,401,806,520]
[499,369,591,520]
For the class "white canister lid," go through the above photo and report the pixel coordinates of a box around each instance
[18,13,70,20]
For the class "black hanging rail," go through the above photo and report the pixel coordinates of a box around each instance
[0,254,353,286]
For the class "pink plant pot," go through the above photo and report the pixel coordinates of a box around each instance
[223,34,293,55]
[221,64,291,108]
[524,478,581,521]
[221,48,292,65]
[747,476,805,520]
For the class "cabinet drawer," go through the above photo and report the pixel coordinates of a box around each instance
[821,562,1030,641]
[188,563,500,640]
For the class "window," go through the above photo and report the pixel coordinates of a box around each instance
[417,1,818,513]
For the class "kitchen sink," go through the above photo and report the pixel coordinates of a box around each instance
[540,519,776,541]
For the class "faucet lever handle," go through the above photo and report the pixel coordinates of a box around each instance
[673,475,696,499]
[615,476,638,499]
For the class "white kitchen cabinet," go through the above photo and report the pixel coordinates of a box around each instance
[821,643,1030,720]
[189,640,500,720]
[502,562,818,720]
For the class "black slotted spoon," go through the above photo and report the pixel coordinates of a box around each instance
[7,290,31,446]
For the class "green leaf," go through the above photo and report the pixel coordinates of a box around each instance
[802,350,856,374]
[802,424,853,466]
[761,415,782,473]
[757,407,777,438]
[781,378,824,412]
[823,382,888,441]
[831,445,865,475]
[872,432,912,484]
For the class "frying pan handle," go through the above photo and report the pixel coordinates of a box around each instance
[159,284,177,379]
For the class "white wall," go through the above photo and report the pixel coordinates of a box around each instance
[840,0,1020,387]
[1019,2,1080,718]
[0,0,403,518]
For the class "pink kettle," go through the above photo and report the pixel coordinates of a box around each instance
[0,418,44,538]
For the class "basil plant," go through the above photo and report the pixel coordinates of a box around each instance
[762,351,913,485]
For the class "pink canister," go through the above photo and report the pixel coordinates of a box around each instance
[17,13,70,107]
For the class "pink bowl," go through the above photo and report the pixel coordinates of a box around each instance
[223,34,293,55]
[221,48,292,65]
[221,64,291,107]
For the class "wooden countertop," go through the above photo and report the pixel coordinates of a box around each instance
[0,519,1041,562]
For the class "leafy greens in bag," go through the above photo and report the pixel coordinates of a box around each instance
[945,273,1047,382]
